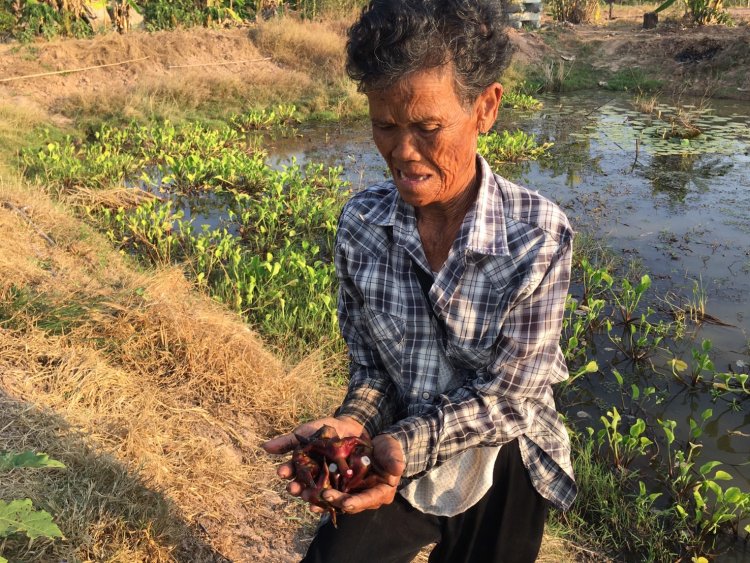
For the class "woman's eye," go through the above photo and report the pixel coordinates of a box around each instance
[419,125,440,133]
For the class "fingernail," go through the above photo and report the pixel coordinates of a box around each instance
[344,503,354,511]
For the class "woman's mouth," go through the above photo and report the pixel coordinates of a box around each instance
[397,169,431,184]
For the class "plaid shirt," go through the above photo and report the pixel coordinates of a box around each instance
[335,156,577,512]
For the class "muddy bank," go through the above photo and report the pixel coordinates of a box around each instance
[535,21,750,99]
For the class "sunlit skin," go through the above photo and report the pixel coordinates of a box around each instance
[261,66,504,516]
[367,66,503,270]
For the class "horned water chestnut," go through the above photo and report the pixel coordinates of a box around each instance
[291,425,385,527]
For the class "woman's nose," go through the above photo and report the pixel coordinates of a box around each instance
[391,131,420,162]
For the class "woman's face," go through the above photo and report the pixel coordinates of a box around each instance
[366,66,502,211]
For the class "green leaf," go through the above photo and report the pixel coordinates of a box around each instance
[0,499,63,540]
[705,480,722,496]
[630,419,646,437]
[0,451,65,471]
[693,488,706,509]
[662,426,674,444]
[637,274,651,292]
[0,555,7,563]
[723,487,742,504]
[612,368,623,386]
[699,461,722,475]
[713,470,733,481]
[689,418,701,439]
[631,384,640,400]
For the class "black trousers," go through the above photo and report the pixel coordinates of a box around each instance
[301,439,548,563]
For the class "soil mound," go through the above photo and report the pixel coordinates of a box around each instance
[0,28,285,110]
[549,22,750,98]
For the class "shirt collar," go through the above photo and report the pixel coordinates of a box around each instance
[464,155,509,257]
[360,155,509,257]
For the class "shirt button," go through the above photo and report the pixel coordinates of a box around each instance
[422,392,431,400]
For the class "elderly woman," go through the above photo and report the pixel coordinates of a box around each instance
[263,1,576,561]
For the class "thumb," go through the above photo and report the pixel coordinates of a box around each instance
[261,433,299,455]
[373,435,406,479]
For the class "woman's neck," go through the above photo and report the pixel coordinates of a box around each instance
[416,175,479,272]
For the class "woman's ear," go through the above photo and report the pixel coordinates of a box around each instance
[476,82,503,133]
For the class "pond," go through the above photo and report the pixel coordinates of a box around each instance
[266,91,750,555]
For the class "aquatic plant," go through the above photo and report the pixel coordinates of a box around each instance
[558,258,750,560]
[24,118,348,357]
[477,129,553,166]
[502,91,543,111]
[229,104,300,137]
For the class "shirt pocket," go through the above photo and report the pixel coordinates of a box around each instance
[443,311,503,372]
[445,339,494,372]
[362,305,406,378]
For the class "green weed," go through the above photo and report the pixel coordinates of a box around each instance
[477,129,553,167]
[0,451,65,563]
[502,91,543,111]
[23,117,349,358]
[606,68,663,93]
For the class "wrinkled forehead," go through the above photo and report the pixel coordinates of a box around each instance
[363,64,473,110]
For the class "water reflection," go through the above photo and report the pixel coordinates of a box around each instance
[643,153,734,202]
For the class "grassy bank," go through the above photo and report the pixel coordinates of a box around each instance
[0,161,346,560]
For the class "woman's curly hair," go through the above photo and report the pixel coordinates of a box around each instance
[346,0,513,104]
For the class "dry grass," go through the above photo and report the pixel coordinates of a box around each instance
[0,22,369,125]
[0,393,216,562]
[0,174,343,562]
[0,26,331,124]
[632,92,660,114]
[247,17,370,118]
[249,17,347,80]
[65,185,162,211]
[60,64,313,125]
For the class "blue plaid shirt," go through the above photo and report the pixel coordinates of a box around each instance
[335,156,577,511]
